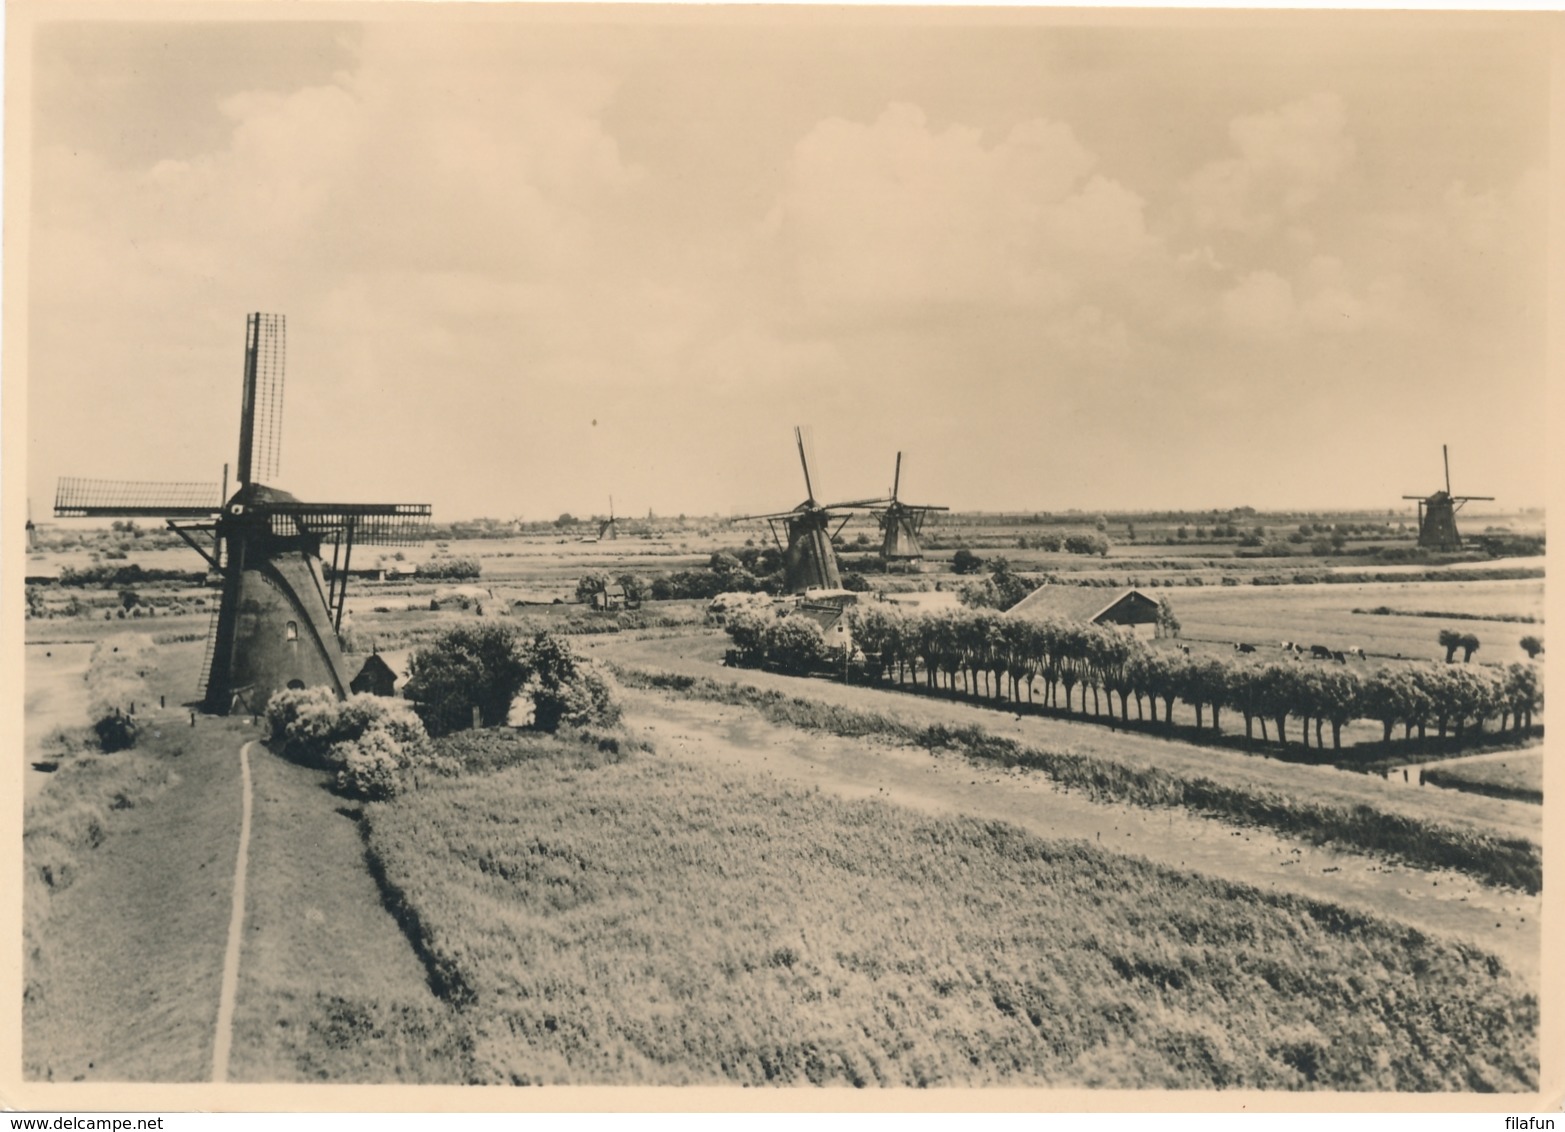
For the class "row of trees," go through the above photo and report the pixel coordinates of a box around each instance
[727,605,1543,753]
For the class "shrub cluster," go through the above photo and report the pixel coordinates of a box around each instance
[725,607,835,675]
[266,687,442,800]
[418,556,482,580]
[403,625,623,737]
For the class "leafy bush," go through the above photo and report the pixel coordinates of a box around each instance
[419,557,482,580]
[334,727,415,801]
[524,634,623,733]
[266,687,438,799]
[405,623,534,736]
[765,617,833,676]
[92,712,141,753]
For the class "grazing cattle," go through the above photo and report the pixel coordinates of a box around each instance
[1347,646,1366,659]
[1178,644,1191,655]
[1310,644,1332,659]
[1234,642,1256,654]
[1332,651,1347,664]
[1279,641,1303,654]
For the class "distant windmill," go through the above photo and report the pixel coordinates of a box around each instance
[598,497,619,541]
[736,428,886,594]
[55,314,431,714]
[871,452,947,572]
[1402,445,1493,551]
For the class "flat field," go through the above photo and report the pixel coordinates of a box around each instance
[1167,578,1542,664]
[363,729,1536,1090]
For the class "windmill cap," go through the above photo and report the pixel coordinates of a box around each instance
[227,481,301,511]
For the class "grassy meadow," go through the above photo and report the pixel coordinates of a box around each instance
[361,729,1537,1090]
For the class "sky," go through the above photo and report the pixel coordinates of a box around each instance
[15,8,1556,522]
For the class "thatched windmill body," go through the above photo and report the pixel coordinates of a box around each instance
[871,452,947,571]
[737,428,886,594]
[55,314,431,714]
[1402,445,1492,551]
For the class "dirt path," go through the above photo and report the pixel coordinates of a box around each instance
[591,633,1541,848]
[224,743,447,1081]
[622,688,1542,985]
[24,716,250,1081]
[210,741,255,1082]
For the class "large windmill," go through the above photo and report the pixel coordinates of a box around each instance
[55,313,431,714]
[870,452,947,572]
[1402,445,1493,551]
[736,428,886,594]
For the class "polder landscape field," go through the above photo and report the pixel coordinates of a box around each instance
[20,510,1547,1090]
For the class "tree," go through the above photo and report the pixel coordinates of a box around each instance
[554,513,578,527]
[405,622,533,735]
[1519,635,1545,660]
[525,633,622,732]
[119,589,141,611]
[1156,598,1180,640]
[765,617,833,676]
[1438,629,1463,664]
[951,549,983,575]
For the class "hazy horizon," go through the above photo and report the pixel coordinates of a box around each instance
[16,8,1554,521]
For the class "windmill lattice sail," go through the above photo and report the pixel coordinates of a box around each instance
[55,477,222,518]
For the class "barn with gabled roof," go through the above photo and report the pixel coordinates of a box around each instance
[1005,585,1162,639]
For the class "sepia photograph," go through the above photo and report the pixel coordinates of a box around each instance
[2,0,1560,1109]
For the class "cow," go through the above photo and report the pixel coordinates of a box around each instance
[1310,644,1332,660]
[1279,641,1303,654]
[1234,642,1256,654]
[1332,651,1347,664]
[1178,644,1191,655]
[1347,646,1366,659]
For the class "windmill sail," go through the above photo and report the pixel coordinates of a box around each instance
[237,313,286,486]
[55,477,222,518]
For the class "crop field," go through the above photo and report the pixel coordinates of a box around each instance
[362,729,1536,1090]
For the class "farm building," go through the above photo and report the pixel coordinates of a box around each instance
[349,651,399,697]
[1006,585,1162,639]
[590,582,631,611]
[793,601,854,652]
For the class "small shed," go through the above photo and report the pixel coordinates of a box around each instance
[350,652,399,697]
[590,582,628,612]
[1005,585,1162,639]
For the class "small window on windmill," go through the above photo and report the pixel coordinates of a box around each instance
[285,620,298,642]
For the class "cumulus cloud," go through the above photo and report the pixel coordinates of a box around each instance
[1182,92,1354,235]
[768,102,1158,322]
